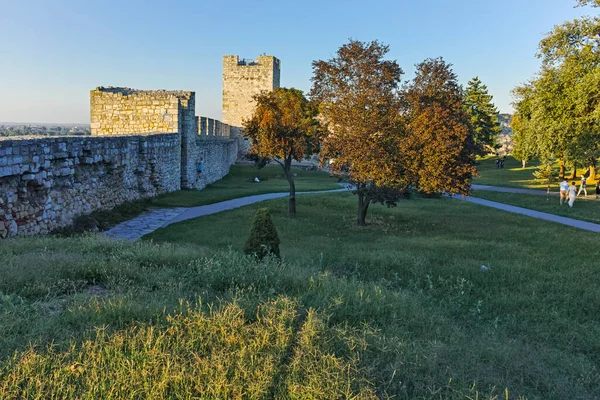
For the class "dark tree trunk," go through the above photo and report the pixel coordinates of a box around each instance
[357,192,370,226]
[589,161,596,181]
[568,166,577,180]
[559,161,565,179]
[283,156,296,217]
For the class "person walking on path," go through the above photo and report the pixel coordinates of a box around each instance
[197,157,205,176]
[577,175,588,197]
[596,182,600,200]
[559,178,569,205]
[568,181,578,207]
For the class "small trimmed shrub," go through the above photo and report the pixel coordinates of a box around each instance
[244,208,280,259]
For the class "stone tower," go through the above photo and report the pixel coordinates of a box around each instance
[222,55,280,152]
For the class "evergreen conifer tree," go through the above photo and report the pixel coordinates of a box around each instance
[244,208,281,259]
[464,77,502,155]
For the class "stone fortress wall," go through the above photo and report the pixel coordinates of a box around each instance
[222,55,280,154]
[0,53,281,239]
[90,88,185,136]
[0,87,238,238]
[0,133,180,238]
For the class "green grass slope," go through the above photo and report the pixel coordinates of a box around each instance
[2,193,600,398]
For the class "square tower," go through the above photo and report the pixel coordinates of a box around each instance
[222,55,280,149]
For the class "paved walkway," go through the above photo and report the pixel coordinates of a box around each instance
[166,188,346,226]
[104,208,188,241]
[472,184,556,196]
[105,184,599,241]
[105,188,346,241]
[453,195,600,232]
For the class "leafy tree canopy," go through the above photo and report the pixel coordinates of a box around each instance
[576,0,600,8]
[512,0,600,177]
[310,39,407,225]
[403,58,478,195]
[311,41,477,225]
[243,87,322,216]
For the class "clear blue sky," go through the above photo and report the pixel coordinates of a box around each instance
[0,0,591,123]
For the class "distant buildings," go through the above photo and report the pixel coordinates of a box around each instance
[0,124,91,137]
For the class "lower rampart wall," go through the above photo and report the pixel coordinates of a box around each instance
[0,131,238,238]
[0,134,180,238]
[185,138,238,190]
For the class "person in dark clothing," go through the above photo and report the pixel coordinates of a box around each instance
[197,157,204,176]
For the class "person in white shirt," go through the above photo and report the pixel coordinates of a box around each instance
[568,181,578,207]
[559,178,569,205]
[577,175,588,197]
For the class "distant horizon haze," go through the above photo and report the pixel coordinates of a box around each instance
[0,122,90,127]
[0,0,591,124]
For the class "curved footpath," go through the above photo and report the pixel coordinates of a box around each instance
[472,184,558,196]
[105,185,600,241]
[452,195,600,232]
[104,188,347,241]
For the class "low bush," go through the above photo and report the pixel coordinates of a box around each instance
[244,208,280,259]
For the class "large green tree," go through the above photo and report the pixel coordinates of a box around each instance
[512,0,600,179]
[577,0,600,6]
[511,82,555,171]
[463,77,502,155]
[310,40,408,226]
[402,58,478,195]
[243,88,321,217]
[311,41,477,225]
[510,113,536,169]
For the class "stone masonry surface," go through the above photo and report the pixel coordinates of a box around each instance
[90,87,189,136]
[222,55,280,154]
[0,86,238,238]
[0,133,180,238]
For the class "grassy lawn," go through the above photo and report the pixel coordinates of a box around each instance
[473,190,600,225]
[149,193,600,398]
[0,238,378,398]
[3,193,600,398]
[149,164,341,208]
[475,156,598,190]
[474,156,544,189]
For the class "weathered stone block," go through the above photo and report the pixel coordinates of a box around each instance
[8,220,17,237]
